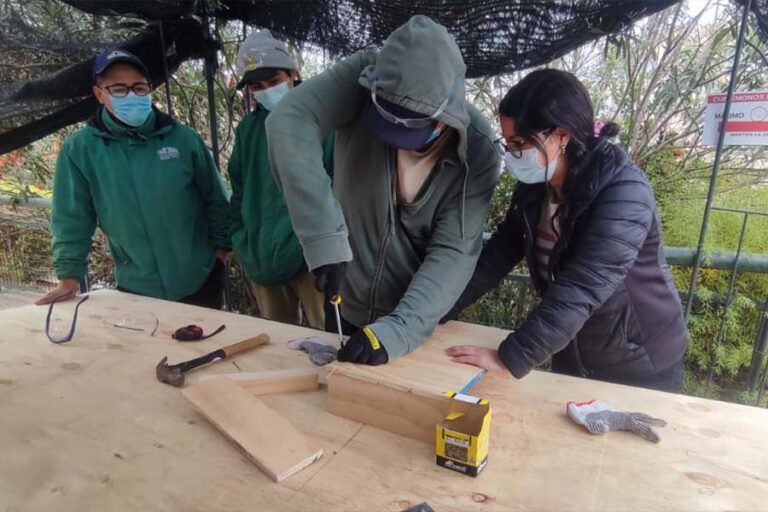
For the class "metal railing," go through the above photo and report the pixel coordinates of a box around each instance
[703,206,768,402]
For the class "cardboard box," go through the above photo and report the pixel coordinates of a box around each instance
[435,392,491,477]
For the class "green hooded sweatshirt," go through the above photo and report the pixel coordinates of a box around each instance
[267,16,500,360]
[228,105,334,286]
[51,107,231,301]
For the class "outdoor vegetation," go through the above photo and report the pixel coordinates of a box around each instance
[1,0,766,405]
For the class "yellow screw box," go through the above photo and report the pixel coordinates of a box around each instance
[435,392,491,477]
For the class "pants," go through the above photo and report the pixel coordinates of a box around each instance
[602,359,685,393]
[248,268,324,329]
[118,258,225,310]
[179,259,226,310]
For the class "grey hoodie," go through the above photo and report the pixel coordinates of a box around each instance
[267,16,499,360]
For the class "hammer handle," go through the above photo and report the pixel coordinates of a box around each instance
[222,333,270,358]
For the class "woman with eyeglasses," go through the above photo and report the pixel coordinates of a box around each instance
[443,69,688,392]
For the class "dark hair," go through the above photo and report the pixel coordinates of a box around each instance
[243,68,296,87]
[498,69,618,169]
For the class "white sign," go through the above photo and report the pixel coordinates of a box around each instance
[703,91,768,146]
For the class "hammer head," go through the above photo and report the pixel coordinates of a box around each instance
[156,356,185,387]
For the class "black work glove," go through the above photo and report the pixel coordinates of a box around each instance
[337,326,389,365]
[312,262,346,297]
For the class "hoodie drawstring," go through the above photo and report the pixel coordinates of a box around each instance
[387,149,397,236]
[460,161,468,239]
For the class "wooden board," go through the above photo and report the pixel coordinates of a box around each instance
[1,290,767,512]
[182,376,323,482]
[200,368,319,395]
[328,320,506,396]
[328,371,450,444]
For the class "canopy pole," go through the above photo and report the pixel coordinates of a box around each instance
[202,12,220,169]
[684,0,753,324]
[200,3,230,311]
[243,24,251,113]
[158,21,173,118]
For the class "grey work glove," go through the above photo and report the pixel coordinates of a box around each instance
[288,336,338,366]
[567,400,667,443]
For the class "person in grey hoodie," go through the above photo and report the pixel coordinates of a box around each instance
[267,16,500,365]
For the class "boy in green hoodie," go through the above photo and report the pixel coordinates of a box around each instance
[36,49,230,309]
[229,30,334,328]
[267,16,500,364]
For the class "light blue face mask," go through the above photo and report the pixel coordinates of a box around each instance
[504,148,558,184]
[253,81,291,111]
[110,92,152,127]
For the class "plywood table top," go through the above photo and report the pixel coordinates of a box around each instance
[1,290,766,512]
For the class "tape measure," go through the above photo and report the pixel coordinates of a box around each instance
[172,324,226,341]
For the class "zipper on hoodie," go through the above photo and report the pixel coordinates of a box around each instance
[122,137,169,299]
[366,148,397,323]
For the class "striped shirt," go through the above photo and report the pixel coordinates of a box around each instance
[535,192,561,282]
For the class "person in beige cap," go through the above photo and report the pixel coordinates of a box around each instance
[228,30,334,328]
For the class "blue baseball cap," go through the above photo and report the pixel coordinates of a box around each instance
[364,98,437,150]
[92,49,148,80]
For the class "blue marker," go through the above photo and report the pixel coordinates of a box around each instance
[458,369,487,395]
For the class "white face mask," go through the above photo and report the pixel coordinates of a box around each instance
[252,81,290,111]
[503,149,557,184]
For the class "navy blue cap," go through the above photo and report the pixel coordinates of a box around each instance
[92,49,148,80]
[364,98,437,150]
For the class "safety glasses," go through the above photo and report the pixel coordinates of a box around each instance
[45,294,89,344]
[370,74,461,128]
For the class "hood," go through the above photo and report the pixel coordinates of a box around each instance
[358,15,470,162]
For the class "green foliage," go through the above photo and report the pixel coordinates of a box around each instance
[226,256,258,316]
[0,216,52,288]
[0,207,116,291]
[484,171,516,231]
[460,277,538,331]
[660,176,768,402]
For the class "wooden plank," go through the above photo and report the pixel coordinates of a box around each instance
[327,320,505,396]
[182,376,323,482]
[200,368,319,396]
[328,371,450,444]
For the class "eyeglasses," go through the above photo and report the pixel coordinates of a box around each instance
[370,74,462,128]
[496,128,556,158]
[45,294,89,344]
[101,82,152,97]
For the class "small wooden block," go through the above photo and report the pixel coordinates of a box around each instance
[200,368,319,396]
[327,371,450,444]
[182,376,323,482]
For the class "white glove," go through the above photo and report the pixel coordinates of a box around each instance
[567,400,667,443]
[288,336,337,366]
